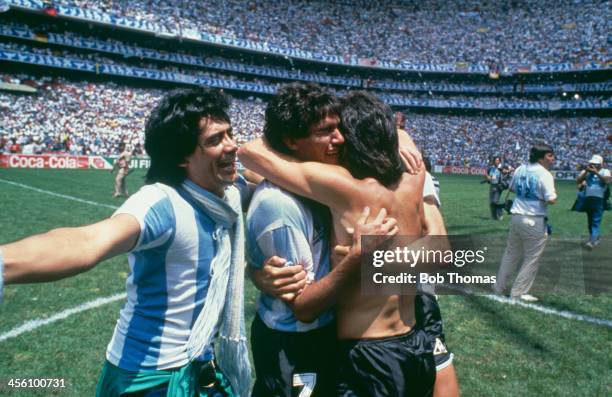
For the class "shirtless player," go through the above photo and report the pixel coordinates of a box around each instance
[240,89,456,396]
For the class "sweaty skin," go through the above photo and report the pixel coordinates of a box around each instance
[239,138,426,339]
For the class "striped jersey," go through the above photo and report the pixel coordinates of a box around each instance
[106,182,220,371]
[246,181,334,332]
[424,172,441,206]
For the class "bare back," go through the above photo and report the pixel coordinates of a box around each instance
[332,171,426,339]
[238,138,427,339]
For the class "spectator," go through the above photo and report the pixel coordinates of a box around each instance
[54,0,610,65]
[576,154,611,249]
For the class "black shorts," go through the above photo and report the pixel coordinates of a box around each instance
[337,328,436,397]
[415,293,454,371]
[251,315,337,397]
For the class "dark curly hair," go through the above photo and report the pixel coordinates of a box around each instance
[144,87,230,186]
[339,91,405,187]
[264,82,340,154]
[529,143,554,163]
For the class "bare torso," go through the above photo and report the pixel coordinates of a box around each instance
[332,172,426,339]
[236,137,427,339]
[118,151,131,170]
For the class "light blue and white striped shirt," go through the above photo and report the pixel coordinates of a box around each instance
[106,182,220,371]
[246,181,334,332]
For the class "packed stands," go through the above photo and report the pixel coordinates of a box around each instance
[48,0,610,66]
[2,74,609,170]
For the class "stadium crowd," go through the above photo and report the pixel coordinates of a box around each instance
[1,74,609,169]
[8,38,609,99]
[407,114,611,170]
[0,21,362,86]
[0,41,275,87]
[0,74,264,156]
[56,0,609,65]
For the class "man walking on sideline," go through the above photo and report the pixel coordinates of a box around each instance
[494,144,557,302]
[486,156,504,220]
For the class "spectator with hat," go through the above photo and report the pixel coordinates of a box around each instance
[576,154,611,249]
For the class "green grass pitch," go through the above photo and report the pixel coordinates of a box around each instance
[0,169,610,396]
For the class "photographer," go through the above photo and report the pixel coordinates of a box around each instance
[485,156,504,220]
[576,155,611,249]
[499,164,513,190]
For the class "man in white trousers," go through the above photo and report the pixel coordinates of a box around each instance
[494,143,557,302]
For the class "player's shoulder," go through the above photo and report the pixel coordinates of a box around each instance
[248,181,309,224]
[132,183,192,217]
[114,183,176,223]
[534,164,553,178]
[128,183,172,204]
[358,177,393,201]
[252,181,300,205]
[531,166,554,187]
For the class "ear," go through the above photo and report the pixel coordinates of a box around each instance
[178,153,191,168]
[282,136,299,152]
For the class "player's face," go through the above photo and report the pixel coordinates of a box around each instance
[541,152,555,169]
[292,114,344,165]
[184,118,237,196]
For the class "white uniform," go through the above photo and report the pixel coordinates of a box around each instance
[495,163,557,297]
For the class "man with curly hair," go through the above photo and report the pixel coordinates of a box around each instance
[1,88,251,397]
[243,84,459,397]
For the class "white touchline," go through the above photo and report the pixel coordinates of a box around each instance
[480,294,612,328]
[0,293,127,342]
[0,178,610,341]
[0,179,124,342]
[436,291,612,328]
[0,178,119,210]
[0,291,609,344]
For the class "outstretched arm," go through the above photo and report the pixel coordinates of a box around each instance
[2,214,140,284]
[576,170,588,184]
[238,138,359,212]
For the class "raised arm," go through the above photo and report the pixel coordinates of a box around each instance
[576,169,588,184]
[397,128,424,174]
[238,138,359,211]
[2,214,140,285]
